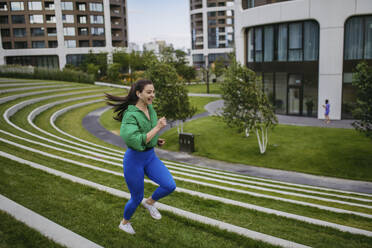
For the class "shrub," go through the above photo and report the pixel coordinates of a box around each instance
[0,64,94,84]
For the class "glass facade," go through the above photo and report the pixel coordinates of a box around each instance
[6,55,59,68]
[342,15,372,119]
[246,20,319,116]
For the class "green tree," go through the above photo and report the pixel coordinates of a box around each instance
[113,50,130,73]
[180,65,196,84]
[221,58,277,154]
[352,62,372,140]
[212,56,226,82]
[107,63,121,83]
[81,51,107,78]
[144,61,196,132]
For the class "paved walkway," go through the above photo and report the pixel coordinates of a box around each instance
[82,100,372,194]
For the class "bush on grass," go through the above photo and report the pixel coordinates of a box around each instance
[0,65,94,84]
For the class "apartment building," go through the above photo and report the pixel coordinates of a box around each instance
[189,0,234,68]
[235,0,372,119]
[0,0,128,69]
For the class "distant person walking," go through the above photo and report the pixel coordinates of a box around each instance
[322,99,330,124]
[105,79,176,235]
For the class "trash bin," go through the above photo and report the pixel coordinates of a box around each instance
[179,133,194,153]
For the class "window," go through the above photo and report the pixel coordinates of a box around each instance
[226,10,233,16]
[13,28,26,37]
[344,15,372,60]
[246,20,318,63]
[14,41,27,49]
[63,27,75,36]
[77,3,85,11]
[79,40,89,47]
[92,40,105,47]
[247,28,254,62]
[48,40,58,48]
[89,3,103,12]
[61,1,73,10]
[277,24,287,61]
[78,27,88,36]
[255,27,262,62]
[31,27,44,36]
[28,2,42,10]
[208,12,216,17]
[1,28,10,37]
[64,40,76,48]
[29,14,43,24]
[90,15,103,24]
[45,2,55,10]
[218,19,225,24]
[226,18,233,25]
[2,42,11,49]
[304,21,319,61]
[78,15,86,24]
[264,26,274,62]
[62,14,74,23]
[47,27,57,36]
[208,19,216,25]
[0,2,7,11]
[207,3,216,7]
[11,15,25,24]
[10,2,24,10]
[288,23,303,61]
[245,0,254,8]
[46,15,56,23]
[0,15,8,24]
[217,11,224,16]
[91,27,104,36]
[32,41,45,48]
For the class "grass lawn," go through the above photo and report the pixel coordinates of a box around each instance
[160,116,372,182]
[186,83,223,94]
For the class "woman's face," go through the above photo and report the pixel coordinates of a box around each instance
[137,84,155,105]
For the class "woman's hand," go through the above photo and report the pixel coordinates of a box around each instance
[158,138,165,147]
[156,117,167,130]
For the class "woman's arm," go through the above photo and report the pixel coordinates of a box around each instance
[146,117,167,143]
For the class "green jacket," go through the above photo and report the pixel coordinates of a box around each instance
[120,104,158,151]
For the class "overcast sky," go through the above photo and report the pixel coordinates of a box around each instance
[127,0,191,50]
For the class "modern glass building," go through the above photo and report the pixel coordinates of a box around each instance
[190,0,234,68]
[0,0,128,68]
[235,0,372,119]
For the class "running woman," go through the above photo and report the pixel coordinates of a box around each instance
[105,79,176,234]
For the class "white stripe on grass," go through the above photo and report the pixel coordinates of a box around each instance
[0,84,75,94]
[0,82,58,87]
[0,151,312,248]
[2,133,372,237]
[0,194,104,248]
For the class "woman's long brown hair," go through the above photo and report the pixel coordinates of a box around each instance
[105,79,153,121]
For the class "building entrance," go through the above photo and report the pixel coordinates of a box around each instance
[287,74,303,115]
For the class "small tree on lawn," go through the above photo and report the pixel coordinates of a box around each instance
[221,59,277,154]
[144,61,196,133]
[352,62,372,140]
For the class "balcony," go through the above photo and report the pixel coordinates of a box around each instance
[110,0,121,6]
[110,9,121,17]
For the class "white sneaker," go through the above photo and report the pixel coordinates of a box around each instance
[118,221,135,234]
[142,201,162,220]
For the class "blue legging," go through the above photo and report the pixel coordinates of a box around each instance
[123,147,176,220]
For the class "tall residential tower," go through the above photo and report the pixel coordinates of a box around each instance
[0,0,128,68]
[190,0,234,68]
